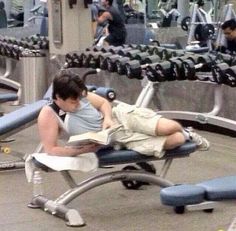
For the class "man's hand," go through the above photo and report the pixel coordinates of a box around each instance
[76,143,102,154]
[102,118,115,130]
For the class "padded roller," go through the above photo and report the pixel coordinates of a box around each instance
[86,85,97,92]
[95,87,116,101]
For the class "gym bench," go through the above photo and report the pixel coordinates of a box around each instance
[160,175,236,214]
[28,141,197,227]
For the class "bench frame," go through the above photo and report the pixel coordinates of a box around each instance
[29,141,197,227]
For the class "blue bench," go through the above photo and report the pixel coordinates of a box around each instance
[160,175,236,213]
[0,93,18,103]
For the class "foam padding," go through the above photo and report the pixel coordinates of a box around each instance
[97,141,197,166]
[197,176,236,201]
[160,184,205,206]
[0,93,18,103]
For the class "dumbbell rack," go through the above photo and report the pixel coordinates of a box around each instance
[137,79,236,135]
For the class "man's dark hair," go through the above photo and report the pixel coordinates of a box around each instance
[221,19,236,30]
[52,70,87,100]
[107,0,113,6]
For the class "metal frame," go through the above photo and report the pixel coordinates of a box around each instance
[137,79,236,134]
[0,58,21,104]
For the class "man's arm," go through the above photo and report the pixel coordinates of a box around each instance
[38,106,101,156]
[86,92,114,129]
[97,11,112,24]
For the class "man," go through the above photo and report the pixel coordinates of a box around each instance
[38,70,210,157]
[220,19,236,54]
[97,0,127,46]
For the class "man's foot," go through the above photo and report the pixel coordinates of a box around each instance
[189,131,210,151]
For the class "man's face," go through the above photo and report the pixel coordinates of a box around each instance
[223,27,236,41]
[101,0,108,7]
[56,96,81,112]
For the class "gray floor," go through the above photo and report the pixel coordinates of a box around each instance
[1,102,236,231]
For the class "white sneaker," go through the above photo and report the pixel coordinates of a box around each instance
[189,131,210,151]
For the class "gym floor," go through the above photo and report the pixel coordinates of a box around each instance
[1,97,236,231]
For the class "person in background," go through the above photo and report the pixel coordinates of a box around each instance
[220,19,236,54]
[97,0,127,46]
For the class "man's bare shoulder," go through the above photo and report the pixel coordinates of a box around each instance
[38,105,56,120]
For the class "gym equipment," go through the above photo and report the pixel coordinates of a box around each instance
[106,54,120,72]
[183,3,216,49]
[0,93,18,104]
[224,66,236,87]
[98,52,113,70]
[125,60,143,79]
[182,54,213,80]
[65,53,83,68]
[212,62,229,84]
[115,56,130,75]
[94,87,116,101]
[160,175,236,214]
[25,67,203,226]
[28,141,197,227]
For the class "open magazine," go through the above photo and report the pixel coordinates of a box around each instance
[67,129,113,146]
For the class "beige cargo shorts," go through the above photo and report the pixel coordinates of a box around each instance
[112,103,167,158]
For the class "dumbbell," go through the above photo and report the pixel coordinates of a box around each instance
[12,45,23,59]
[106,54,120,72]
[136,44,149,52]
[115,56,130,75]
[117,47,133,56]
[100,45,115,53]
[212,63,229,84]
[146,62,162,82]
[98,52,113,70]
[155,61,176,82]
[224,66,236,87]
[134,52,150,65]
[80,51,95,68]
[182,54,213,80]
[147,46,168,60]
[88,51,103,68]
[216,53,233,66]
[108,46,124,54]
[125,54,161,79]
[95,87,116,101]
[64,53,82,68]
[125,60,143,79]
[125,49,142,59]
[144,55,161,64]
[167,57,186,81]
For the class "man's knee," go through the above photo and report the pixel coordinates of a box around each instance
[156,118,182,135]
[164,131,185,150]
